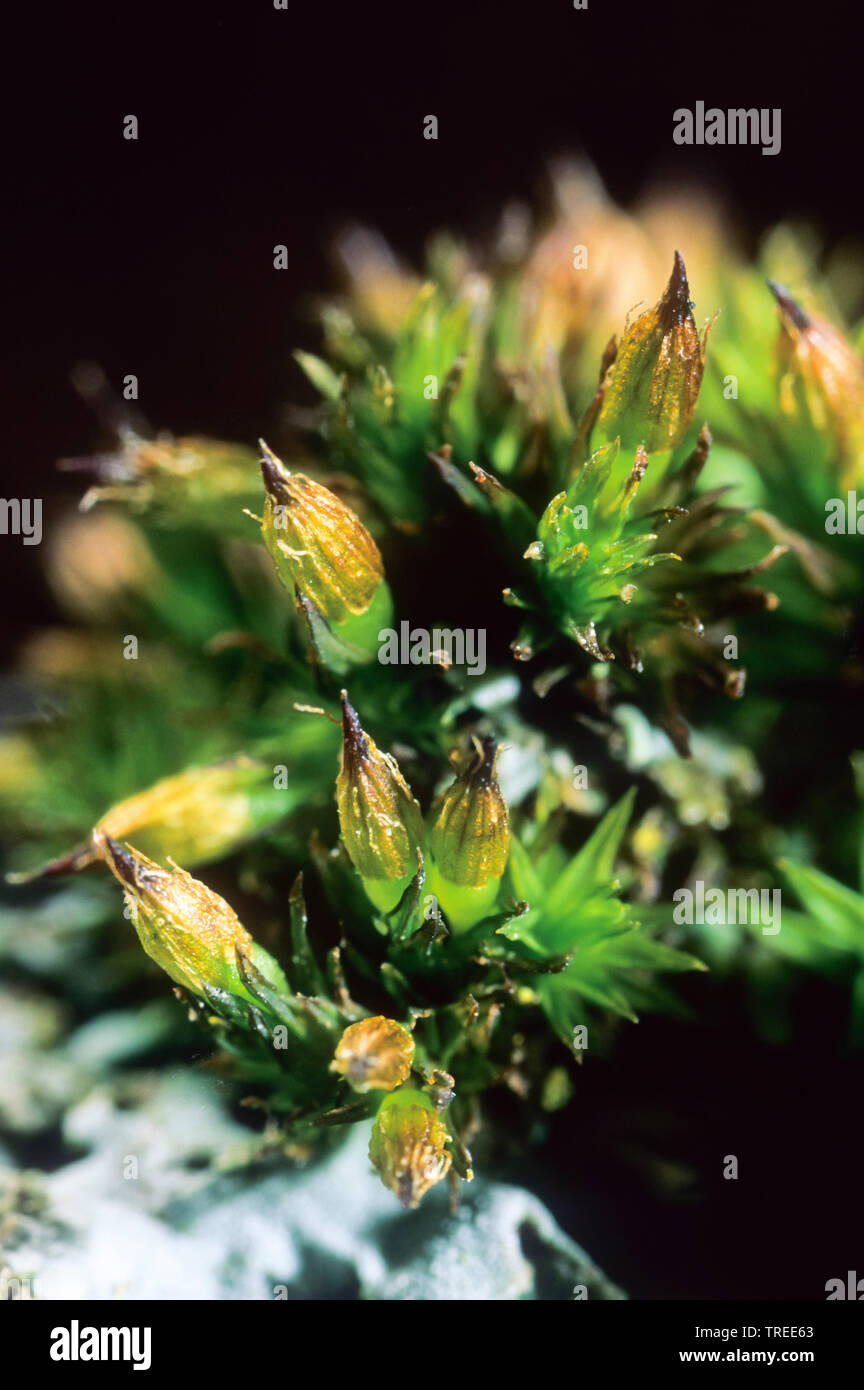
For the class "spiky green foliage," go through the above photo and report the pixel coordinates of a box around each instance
[4,168,864,1206]
[738,756,864,1042]
[500,788,703,1039]
[287,232,807,753]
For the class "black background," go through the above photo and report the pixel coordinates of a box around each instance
[2,0,858,645]
[2,0,863,1299]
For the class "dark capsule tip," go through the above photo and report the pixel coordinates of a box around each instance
[259,439,290,498]
[260,457,283,497]
[340,690,369,762]
[767,280,810,330]
[104,836,139,887]
[661,250,693,321]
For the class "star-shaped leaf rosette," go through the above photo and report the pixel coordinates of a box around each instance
[13,170,860,1221]
[293,234,789,748]
[495,254,789,742]
[44,686,701,1210]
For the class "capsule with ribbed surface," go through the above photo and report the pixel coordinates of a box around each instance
[331,1016,415,1092]
[259,440,393,655]
[427,736,510,930]
[335,692,425,913]
[369,1089,452,1208]
[595,251,708,455]
[94,833,287,1002]
[770,281,864,490]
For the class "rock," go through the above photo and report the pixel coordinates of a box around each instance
[2,1068,624,1301]
[0,987,86,1136]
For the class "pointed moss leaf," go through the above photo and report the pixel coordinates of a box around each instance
[780,858,864,950]
[468,463,537,549]
[200,982,250,1029]
[566,441,619,511]
[593,927,705,974]
[749,908,851,972]
[539,902,630,954]
[539,963,638,1026]
[288,873,326,996]
[505,833,544,903]
[296,590,375,675]
[494,910,551,953]
[234,949,311,1040]
[294,350,343,403]
[249,942,291,996]
[383,857,427,944]
[544,788,636,919]
[536,975,589,1049]
[429,449,491,514]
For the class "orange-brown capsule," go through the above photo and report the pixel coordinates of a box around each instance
[331,1016,415,1093]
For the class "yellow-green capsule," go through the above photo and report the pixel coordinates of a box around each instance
[331,1016,415,1093]
[335,692,425,913]
[94,757,290,868]
[72,432,262,535]
[8,753,326,885]
[427,736,510,931]
[259,441,393,652]
[369,1089,452,1208]
[595,251,708,455]
[771,281,864,489]
[94,833,286,1002]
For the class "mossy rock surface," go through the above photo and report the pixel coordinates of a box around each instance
[3,1070,623,1301]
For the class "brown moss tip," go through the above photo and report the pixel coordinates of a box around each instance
[258,437,291,499]
[340,689,371,766]
[767,280,810,332]
[659,250,694,327]
[100,835,140,888]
